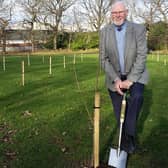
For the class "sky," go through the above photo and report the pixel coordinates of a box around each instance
[3,0,146,28]
[11,0,145,20]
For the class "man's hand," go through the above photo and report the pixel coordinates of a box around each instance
[122,80,133,89]
[114,79,124,95]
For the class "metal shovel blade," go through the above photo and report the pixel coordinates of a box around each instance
[108,148,127,168]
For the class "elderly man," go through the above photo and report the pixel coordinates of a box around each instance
[99,0,149,154]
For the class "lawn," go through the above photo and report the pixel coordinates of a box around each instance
[0,53,168,168]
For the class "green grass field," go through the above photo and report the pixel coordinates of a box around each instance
[0,53,168,168]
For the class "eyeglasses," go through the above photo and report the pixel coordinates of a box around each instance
[111,10,126,15]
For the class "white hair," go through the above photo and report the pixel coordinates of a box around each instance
[111,0,128,11]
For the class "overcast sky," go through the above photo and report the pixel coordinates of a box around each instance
[9,0,146,27]
[12,1,143,19]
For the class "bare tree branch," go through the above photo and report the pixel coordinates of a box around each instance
[81,0,114,31]
[0,0,13,54]
[18,0,43,52]
[39,0,76,50]
[130,0,168,24]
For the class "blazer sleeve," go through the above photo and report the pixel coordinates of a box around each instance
[127,25,148,82]
[99,27,119,82]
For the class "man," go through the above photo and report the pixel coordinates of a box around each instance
[99,1,149,154]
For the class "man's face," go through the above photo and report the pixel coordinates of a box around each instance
[111,3,128,26]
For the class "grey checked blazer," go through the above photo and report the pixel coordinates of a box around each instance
[99,21,149,91]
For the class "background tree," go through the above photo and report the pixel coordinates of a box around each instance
[39,0,75,50]
[152,0,168,23]
[129,0,168,25]
[80,0,114,31]
[148,21,168,50]
[19,0,43,52]
[127,0,168,51]
[0,0,12,54]
[61,6,84,50]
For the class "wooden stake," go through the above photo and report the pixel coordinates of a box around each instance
[22,61,25,86]
[27,53,30,66]
[49,56,52,75]
[3,56,5,71]
[81,53,83,62]
[64,56,66,69]
[42,56,44,63]
[157,51,160,62]
[93,92,100,168]
[73,54,76,64]
[164,59,167,66]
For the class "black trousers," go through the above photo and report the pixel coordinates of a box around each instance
[108,82,144,137]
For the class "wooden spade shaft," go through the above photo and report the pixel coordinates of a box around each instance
[118,93,126,157]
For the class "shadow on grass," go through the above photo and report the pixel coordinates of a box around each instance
[99,123,118,165]
[137,88,153,138]
[142,117,168,168]
[42,102,94,168]
[128,117,168,168]
[0,93,94,168]
[0,67,98,114]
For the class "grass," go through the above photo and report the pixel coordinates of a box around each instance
[0,53,168,168]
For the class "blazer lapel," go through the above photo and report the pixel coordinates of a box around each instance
[108,24,120,70]
[124,22,133,57]
[124,22,133,70]
[110,24,119,58]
